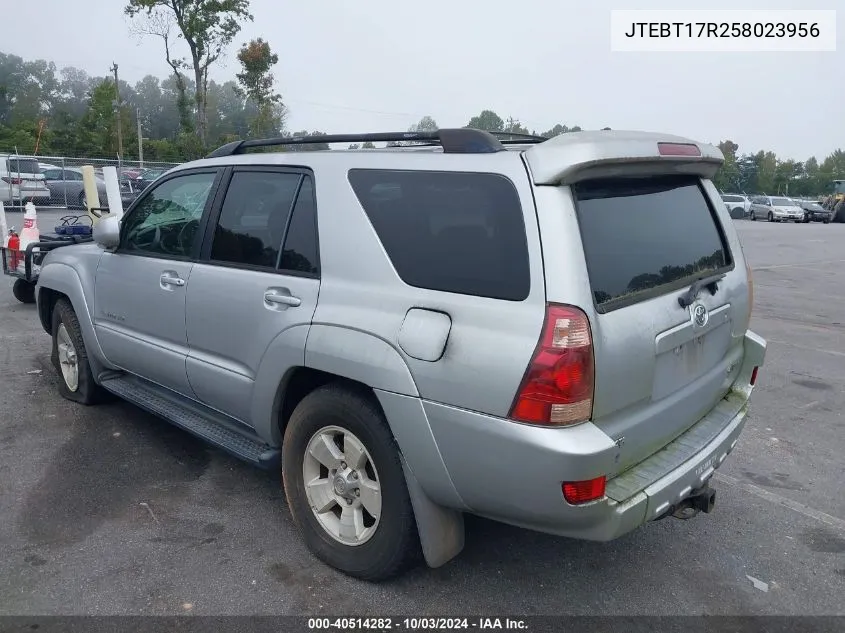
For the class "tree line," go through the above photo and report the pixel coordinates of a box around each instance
[0,0,842,197]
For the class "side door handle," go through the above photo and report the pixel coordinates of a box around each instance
[160,272,186,288]
[264,288,301,308]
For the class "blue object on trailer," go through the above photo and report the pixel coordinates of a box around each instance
[54,215,93,236]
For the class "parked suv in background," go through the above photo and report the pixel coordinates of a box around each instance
[34,128,766,580]
[720,193,750,219]
[749,195,804,222]
[0,155,50,206]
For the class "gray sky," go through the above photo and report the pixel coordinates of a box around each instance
[5,0,842,160]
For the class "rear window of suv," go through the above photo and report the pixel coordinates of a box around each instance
[348,169,530,301]
[573,175,732,312]
[6,158,40,174]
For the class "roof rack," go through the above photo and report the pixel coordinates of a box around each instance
[490,132,549,143]
[206,128,519,158]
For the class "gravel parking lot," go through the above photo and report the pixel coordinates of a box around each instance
[1,215,843,616]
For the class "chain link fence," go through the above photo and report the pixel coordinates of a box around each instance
[1,152,181,211]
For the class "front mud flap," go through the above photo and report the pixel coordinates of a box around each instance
[400,455,465,568]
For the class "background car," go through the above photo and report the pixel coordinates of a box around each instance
[131,167,168,192]
[797,199,832,223]
[749,195,805,222]
[721,193,751,219]
[1,155,50,206]
[41,166,140,210]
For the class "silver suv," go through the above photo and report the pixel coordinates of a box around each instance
[35,128,766,580]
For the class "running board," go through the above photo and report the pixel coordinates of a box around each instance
[99,374,281,469]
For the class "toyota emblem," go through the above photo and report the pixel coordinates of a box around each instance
[691,302,709,328]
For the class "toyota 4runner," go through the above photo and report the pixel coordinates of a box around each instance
[35,128,766,580]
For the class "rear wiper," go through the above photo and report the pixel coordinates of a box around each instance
[677,273,726,308]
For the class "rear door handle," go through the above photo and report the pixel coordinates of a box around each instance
[160,272,186,288]
[264,289,301,308]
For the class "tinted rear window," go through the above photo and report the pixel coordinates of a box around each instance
[573,175,731,312]
[721,195,743,202]
[348,169,530,301]
[6,158,40,174]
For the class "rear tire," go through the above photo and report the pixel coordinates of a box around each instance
[282,384,420,581]
[51,299,106,405]
[12,279,36,304]
[768,211,774,222]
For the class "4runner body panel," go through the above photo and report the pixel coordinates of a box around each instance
[424,331,765,539]
[300,154,545,420]
[35,257,111,378]
[94,253,197,399]
[185,264,320,426]
[530,165,752,476]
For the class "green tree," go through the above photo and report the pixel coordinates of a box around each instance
[126,0,254,146]
[714,140,741,192]
[408,115,438,132]
[235,38,285,137]
[284,130,330,152]
[540,123,581,137]
[502,116,529,135]
[466,109,504,132]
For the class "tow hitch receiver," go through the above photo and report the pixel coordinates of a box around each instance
[671,485,717,520]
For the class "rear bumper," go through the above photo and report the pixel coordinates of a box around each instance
[421,330,767,541]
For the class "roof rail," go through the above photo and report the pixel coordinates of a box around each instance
[206,128,509,158]
[490,132,549,143]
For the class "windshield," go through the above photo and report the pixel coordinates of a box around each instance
[721,195,743,202]
[771,197,793,206]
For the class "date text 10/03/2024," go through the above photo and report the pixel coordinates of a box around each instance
[307,618,528,630]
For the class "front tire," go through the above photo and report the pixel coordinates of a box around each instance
[768,211,774,222]
[51,298,105,404]
[12,279,36,304]
[282,385,420,581]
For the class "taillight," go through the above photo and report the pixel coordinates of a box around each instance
[750,367,759,386]
[562,476,606,504]
[657,142,701,157]
[1,177,22,185]
[509,304,594,426]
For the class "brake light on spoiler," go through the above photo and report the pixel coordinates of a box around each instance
[522,130,723,185]
[657,142,701,157]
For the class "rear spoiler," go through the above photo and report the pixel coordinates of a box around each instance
[524,130,724,186]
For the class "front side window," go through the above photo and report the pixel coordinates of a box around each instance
[121,172,217,258]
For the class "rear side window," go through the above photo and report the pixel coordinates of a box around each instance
[210,171,302,269]
[573,175,732,312]
[279,176,320,275]
[348,169,530,301]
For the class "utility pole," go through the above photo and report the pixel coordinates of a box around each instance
[137,108,144,169]
[110,62,124,159]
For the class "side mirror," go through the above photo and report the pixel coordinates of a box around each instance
[93,214,121,249]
